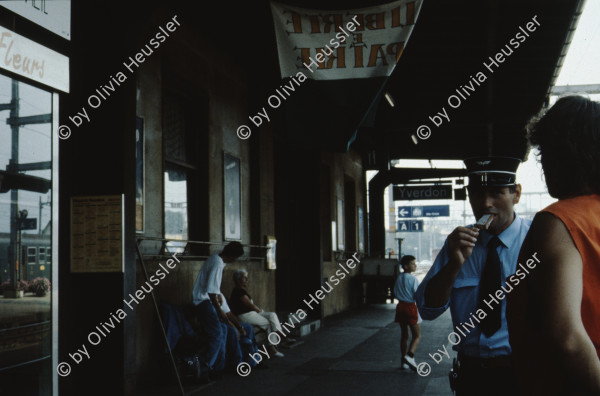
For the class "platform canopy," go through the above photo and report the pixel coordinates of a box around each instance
[188,0,583,162]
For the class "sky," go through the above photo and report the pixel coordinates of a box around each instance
[521,0,600,202]
[555,0,600,87]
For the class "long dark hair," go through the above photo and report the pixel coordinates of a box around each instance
[527,95,600,199]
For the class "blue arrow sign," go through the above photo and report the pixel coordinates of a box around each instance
[397,206,411,217]
[423,205,450,217]
[397,205,450,218]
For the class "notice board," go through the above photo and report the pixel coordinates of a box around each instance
[71,195,124,272]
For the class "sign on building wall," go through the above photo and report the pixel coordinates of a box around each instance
[393,185,453,201]
[71,195,124,273]
[0,0,71,40]
[397,205,450,217]
[270,0,423,80]
[397,219,424,232]
[0,27,70,92]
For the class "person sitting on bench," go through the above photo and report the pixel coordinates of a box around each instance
[230,270,295,357]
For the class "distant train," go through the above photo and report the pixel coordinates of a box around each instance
[0,232,51,283]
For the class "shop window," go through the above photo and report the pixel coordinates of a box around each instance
[0,76,53,393]
[27,247,37,264]
[320,165,332,260]
[162,88,201,252]
[164,164,189,240]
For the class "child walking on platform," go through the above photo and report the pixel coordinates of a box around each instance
[394,255,421,371]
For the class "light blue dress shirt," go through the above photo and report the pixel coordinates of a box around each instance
[415,213,531,358]
[394,272,419,303]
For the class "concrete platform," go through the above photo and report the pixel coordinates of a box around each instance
[139,304,456,396]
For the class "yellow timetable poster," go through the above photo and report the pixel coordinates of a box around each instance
[71,195,124,272]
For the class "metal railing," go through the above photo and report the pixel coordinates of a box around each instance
[333,250,365,262]
[136,236,269,262]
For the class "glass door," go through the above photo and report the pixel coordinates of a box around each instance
[0,76,55,395]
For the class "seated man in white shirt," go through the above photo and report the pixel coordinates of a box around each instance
[191,242,244,372]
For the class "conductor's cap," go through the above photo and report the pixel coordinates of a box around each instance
[464,157,521,187]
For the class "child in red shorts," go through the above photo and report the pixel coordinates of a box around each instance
[394,255,421,371]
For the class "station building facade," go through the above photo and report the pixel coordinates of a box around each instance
[0,2,368,394]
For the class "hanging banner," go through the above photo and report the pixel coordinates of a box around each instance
[270,0,423,80]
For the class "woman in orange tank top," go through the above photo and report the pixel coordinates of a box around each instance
[507,95,600,395]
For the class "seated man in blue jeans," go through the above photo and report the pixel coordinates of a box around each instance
[192,242,244,373]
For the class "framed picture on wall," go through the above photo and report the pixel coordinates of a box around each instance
[331,221,337,252]
[358,206,365,252]
[135,116,144,233]
[337,198,344,250]
[266,235,277,270]
[224,152,242,241]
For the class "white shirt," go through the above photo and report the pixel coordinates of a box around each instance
[220,293,230,314]
[192,254,225,305]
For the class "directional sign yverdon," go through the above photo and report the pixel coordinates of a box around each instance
[393,185,453,200]
[397,205,450,218]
